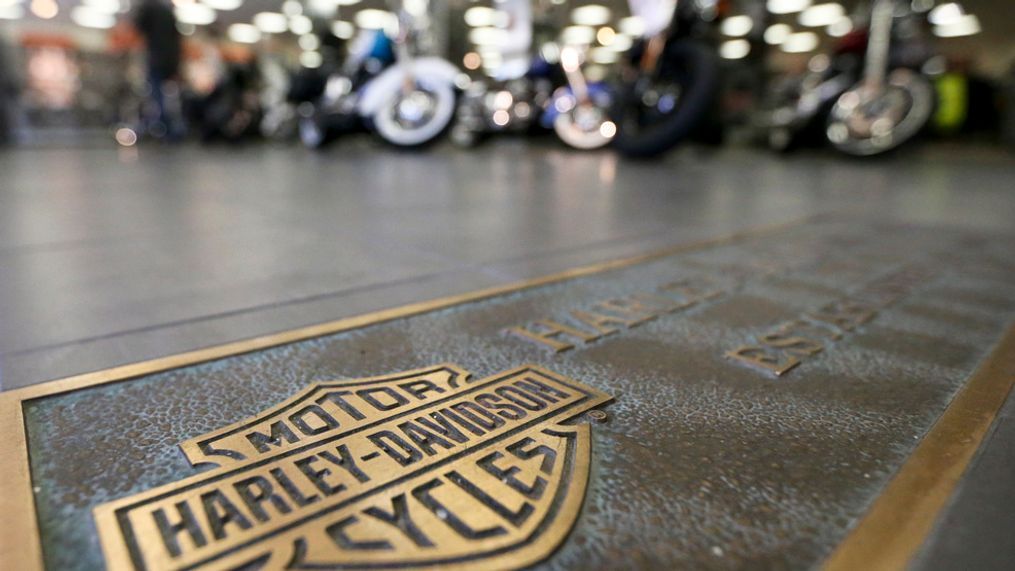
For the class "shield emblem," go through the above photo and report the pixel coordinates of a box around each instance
[94,364,612,570]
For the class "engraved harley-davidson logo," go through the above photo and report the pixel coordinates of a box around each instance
[94,364,613,570]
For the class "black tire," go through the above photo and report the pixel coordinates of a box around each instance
[612,39,720,158]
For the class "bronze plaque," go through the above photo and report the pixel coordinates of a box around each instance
[2,216,1015,570]
[93,365,611,570]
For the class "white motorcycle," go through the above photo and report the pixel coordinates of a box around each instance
[299,11,460,148]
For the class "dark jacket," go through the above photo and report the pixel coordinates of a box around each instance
[134,0,181,78]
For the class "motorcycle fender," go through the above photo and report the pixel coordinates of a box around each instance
[357,57,460,117]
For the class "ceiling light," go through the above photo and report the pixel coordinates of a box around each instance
[561,25,596,45]
[331,19,354,39]
[0,3,23,19]
[354,9,395,30]
[30,0,58,19]
[618,16,644,36]
[298,33,319,51]
[81,0,121,14]
[463,52,481,70]
[827,17,852,37]
[174,2,214,25]
[464,6,505,27]
[590,47,617,64]
[306,0,334,16]
[253,11,287,33]
[767,0,810,15]
[289,14,312,34]
[203,0,241,10]
[764,23,791,44]
[282,0,301,16]
[227,22,260,43]
[72,5,115,27]
[720,39,750,59]
[799,3,844,27]
[933,14,980,37]
[928,2,963,26]
[782,31,818,52]
[597,26,615,45]
[608,34,633,52]
[469,26,506,46]
[571,4,610,26]
[300,51,323,68]
[721,15,753,37]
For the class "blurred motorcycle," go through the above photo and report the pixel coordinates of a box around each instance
[452,0,614,151]
[452,46,615,150]
[299,10,460,149]
[764,0,934,155]
[825,0,935,156]
[764,54,858,152]
[610,0,720,157]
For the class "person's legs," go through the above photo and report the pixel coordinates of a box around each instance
[147,67,168,137]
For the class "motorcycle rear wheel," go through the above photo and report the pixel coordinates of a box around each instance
[612,39,720,158]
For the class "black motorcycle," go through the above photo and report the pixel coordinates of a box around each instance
[610,1,721,157]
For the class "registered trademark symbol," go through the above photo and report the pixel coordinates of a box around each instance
[587,409,609,423]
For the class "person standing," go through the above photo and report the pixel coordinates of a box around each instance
[133,0,183,139]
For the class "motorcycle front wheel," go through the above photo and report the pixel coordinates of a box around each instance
[612,39,720,158]
[553,102,616,150]
[826,69,935,157]
[372,79,457,147]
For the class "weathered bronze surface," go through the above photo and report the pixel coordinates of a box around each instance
[95,365,611,570]
[3,216,1015,570]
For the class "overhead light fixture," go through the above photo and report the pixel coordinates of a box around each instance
[827,16,852,37]
[227,22,261,43]
[720,39,750,59]
[464,6,505,27]
[331,19,354,39]
[608,33,633,52]
[618,16,644,36]
[0,3,24,19]
[767,0,810,15]
[721,15,753,37]
[469,26,506,46]
[71,5,115,27]
[799,3,844,27]
[933,13,980,37]
[174,2,214,25]
[597,26,615,45]
[782,31,818,52]
[253,11,287,33]
[203,0,241,11]
[334,0,360,5]
[81,0,121,14]
[561,25,596,45]
[928,2,963,26]
[571,4,610,26]
[298,33,320,51]
[354,9,395,31]
[300,51,323,68]
[30,0,58,19]
[590,47,617,64]
[764,23,791,44]
[282,0,301,16]
[306,0,335,16]
[289,14,312,34]
[462,51,481,70]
